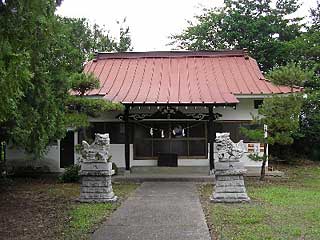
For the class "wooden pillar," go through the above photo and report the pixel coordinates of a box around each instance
[124,106,130,171]
[208,106,215,171]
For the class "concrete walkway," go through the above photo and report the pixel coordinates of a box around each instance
[92,182,211,240]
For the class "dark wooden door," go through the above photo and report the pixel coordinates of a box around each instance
[60,131,74,168]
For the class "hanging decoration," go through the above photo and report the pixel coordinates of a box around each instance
[133,121,205,139]
[172,125,184,137]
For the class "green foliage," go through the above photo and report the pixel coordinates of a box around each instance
[66,96,124,116]
[248,153,267,162]
[260,95,302,145]
[64,113,90,129]
[70,73,100,96]
[300,90,320,145]
[112,162,118,175]
[283,31,320,74]
[240,123,265,143]
[59,17,132,63]
[0,0,73,157]
[242,95,302,146]
[0,42,31,123]
[115,18,133,52]
[66,71,124,128]
[58,164,81,183]
[242,63,310,148]
[310,0,320,30]
[0,1,129,158]
[267,63,313,91]
[65,95,123,128]
[171,0,303,71]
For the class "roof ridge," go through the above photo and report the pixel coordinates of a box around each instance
[94,49,247,60]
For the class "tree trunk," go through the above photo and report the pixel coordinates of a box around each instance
[260,142,268,181]
[260,156,267,181]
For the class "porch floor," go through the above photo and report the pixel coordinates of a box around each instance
[112,166,284,183]
[113,166,214,183]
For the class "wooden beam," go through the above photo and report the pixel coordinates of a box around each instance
[124,106,130,171]
[208,106,215,171]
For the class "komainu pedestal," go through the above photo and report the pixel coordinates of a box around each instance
[211,133,250,203]
[79,133,117,203]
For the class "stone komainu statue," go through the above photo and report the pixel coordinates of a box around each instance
[81,133,110,162]
[215,133,245,161]
[79,133,117,203]
[211,132,250,203]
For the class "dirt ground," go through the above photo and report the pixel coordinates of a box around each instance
[0,178,72,240]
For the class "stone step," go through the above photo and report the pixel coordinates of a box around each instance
[211,192,250,200]
[215,179,244,187]
[81,186,113,193]
[113,175,214,183]
[214,186,247,193]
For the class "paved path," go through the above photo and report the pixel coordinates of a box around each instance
[92,182,211,240]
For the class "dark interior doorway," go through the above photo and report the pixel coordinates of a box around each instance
[134,121,207,159]
[60,131,74,168]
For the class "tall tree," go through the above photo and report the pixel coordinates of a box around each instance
[281,3,320,160]
[170,0,303,71]
[59,17,132,68]
[0,0,72,157]
[310,0,320,30]
[0,0,131,158]
[241,95,302,180]
[266,63,312,92]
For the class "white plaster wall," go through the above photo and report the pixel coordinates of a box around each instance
[109,144,126,168]
[215,98,259,121]
[7,131,78,173]
[6,143,63,172]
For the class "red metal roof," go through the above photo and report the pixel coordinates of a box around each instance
[83,50,301,104]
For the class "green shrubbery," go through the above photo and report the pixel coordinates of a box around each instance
[112,162,118,175]
[58,160,118,183]
[59,164,81,183]
[11,165,50,178]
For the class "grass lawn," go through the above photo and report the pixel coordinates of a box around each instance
[0,179,138,240]
[55,182,138,240]
[200,163,320,240]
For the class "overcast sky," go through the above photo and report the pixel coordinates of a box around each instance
[56,0,318,51]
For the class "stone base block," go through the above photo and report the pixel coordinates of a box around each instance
[80,170,114,176]
[210,196,250,203]
[79,176,117,203]
[215,186,247,193]
[211,192,250,202]
[217,175,244,181]
[215,169,247,176]
[78,195,118,203]
[216,179,244,187]
[211,173,250,203]
[81,186,113,193]
[215,162,244,170]
[79,192,118,203]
